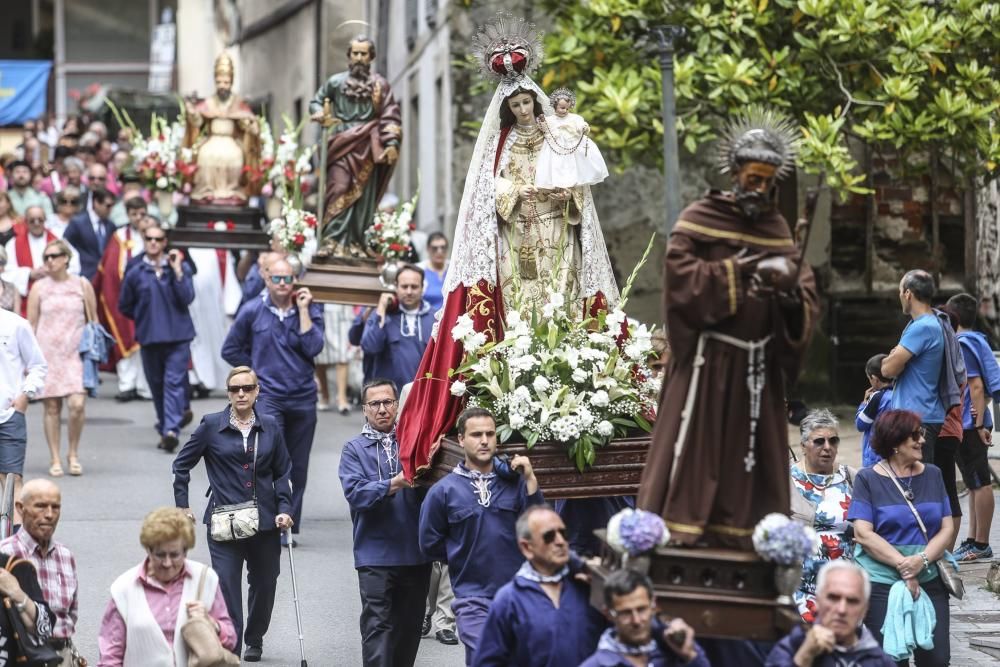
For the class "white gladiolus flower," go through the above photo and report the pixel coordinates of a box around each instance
[533,376,551,393]
[450,380,467,397]
[606,309,627,330]
[542,303,555,319]
[464,331,488,353]
[506,310,523,327]
[597,420,614,437]
[451,315,475,342]
[548,292,565,309]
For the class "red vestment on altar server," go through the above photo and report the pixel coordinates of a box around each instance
[92,226,141,369]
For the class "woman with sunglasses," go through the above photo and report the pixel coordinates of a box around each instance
[789,408,856,623]
[171,366,293,663]
[48,185,82,238]
[26,239,96,477]
[848,409,954,666]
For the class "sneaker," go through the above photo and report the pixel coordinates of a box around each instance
[421,614,432,637]
[959,544,993,562]
[953,539,975,559]
[436,629,459,645]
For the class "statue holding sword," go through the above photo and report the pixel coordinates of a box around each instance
[309,35,402,259]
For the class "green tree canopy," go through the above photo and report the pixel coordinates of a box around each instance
[539,0,1000,194]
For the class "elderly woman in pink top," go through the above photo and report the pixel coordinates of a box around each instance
[97,507,237,666]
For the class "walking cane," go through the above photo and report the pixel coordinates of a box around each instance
[284,527,308,666]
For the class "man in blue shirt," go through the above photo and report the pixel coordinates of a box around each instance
[339,378,430,667]
[119,223,195,451]
[419,407,543,665]
[222,258,324,545]
[947,292,998,561]
[361,264,435,393]
[472,504,605,667]
[882,269,946,463]
[580,569,708,667]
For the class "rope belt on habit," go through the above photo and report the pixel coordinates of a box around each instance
[670,331,773,485]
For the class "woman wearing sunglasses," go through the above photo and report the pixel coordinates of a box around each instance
[26,239,96,477]
[789,408,856,623]
[848,409,954,665]
[171,365,293,663]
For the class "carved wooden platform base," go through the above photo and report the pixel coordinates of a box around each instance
[590,530,799,640]
[418,435,650,499]
[297,256,388,306]
[171,205,269,250]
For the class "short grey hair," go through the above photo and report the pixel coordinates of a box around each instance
[63,156,84,172]
[515,503,554,541]
[800,408,839,445]
[816,559,870,602]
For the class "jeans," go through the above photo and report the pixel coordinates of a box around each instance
[866,577,950,666]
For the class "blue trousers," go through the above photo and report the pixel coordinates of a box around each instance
[256,395,317,532]
[207,528,281,654]
[452,596,492,666]
[140,341,190,435]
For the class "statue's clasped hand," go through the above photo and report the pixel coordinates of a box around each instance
[749,255,798,296]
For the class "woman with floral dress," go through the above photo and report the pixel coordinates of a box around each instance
[27,239,96,477]
[789,408,856,622]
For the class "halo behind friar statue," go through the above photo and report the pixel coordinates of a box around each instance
[716,105,800,180]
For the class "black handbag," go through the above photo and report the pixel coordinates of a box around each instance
[2,558,61,667]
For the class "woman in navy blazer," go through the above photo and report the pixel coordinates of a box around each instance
[172,365,293,662]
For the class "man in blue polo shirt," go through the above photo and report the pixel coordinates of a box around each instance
[119,222,195,452]
[419,407,543,665]
[339,378,430,667]
[473,504,606,667]
[222,258,324,545]
[882,269,953,463]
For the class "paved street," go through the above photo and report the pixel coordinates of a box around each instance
[20,376,463,666]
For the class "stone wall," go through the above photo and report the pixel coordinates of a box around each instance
[828,154,967,294]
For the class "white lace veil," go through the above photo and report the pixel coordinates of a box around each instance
[444,76,620,307]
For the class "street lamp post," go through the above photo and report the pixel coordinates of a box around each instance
[652,25,685,236]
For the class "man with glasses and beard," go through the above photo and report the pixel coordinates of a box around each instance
[222,258,324,547]
[309,36,402,258]
[339,378,430,667]
[637,107,819,550]
[419,407,543,664]
[119,222,195,452]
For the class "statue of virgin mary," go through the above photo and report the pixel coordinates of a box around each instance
[396,13,619,480]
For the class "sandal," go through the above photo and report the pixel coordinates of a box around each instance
[67,458,83,476]
[48,462,64,478]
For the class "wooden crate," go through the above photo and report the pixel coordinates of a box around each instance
[420,435,650,499]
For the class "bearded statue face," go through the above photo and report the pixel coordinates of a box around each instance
[733,161,777,221]
[348,41,373,79]
[215,73,233,101]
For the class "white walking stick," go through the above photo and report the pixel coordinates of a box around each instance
[285,528,308,666]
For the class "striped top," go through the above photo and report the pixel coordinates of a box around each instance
[847,464,948,584]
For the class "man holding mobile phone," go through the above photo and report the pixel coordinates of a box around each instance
[119,222,196,452]
[222,258,324,546]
